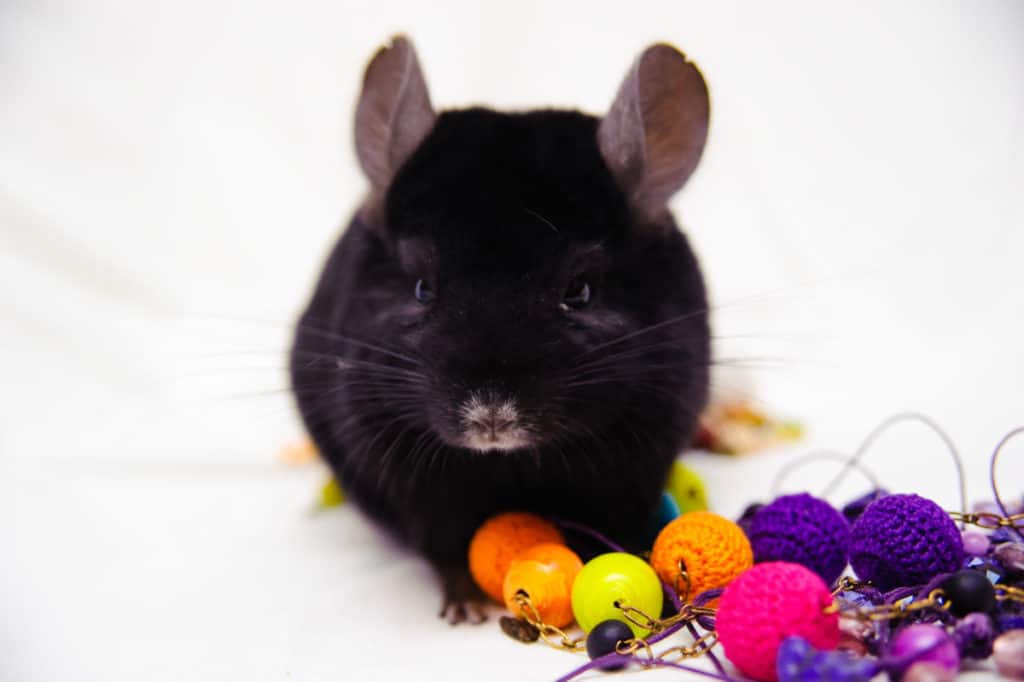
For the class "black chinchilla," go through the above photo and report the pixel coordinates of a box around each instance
[291,35,711,622]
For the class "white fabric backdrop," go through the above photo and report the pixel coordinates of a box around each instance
[1,1,1022,680]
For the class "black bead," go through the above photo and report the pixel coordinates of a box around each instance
[941,569,996,617]
[586,620,634,670]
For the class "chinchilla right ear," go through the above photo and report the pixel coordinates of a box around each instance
[598,43,710,227]
[354,35,436,197]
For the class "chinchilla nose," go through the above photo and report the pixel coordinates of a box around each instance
[458,392,530,452]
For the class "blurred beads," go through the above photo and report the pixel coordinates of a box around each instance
[995,542,1024,577]
[888,625,959,676]
[665,461,709,515]
[952,613,995,659]
[998,615,1024,634]
[842,489,888,524]
[736,502,764,535]
[960,531,990,557]
[776,636,877,682]
[901,662,956,682]
[994,630,1024,679]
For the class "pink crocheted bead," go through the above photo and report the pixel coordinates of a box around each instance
[716,562,840,682]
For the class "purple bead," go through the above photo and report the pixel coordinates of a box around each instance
[952,613,995,659]
[990,527,1019,544]
[998,615,1024,634]
[749,493,851,585]
[901,662,956,682]
[777,636,815,682]
[842,489,888,524]
[995,542,1024,577]
[777,636,877,682]
[888,624,960,675]
[993,630,1024,679]
[960,531,990,556]
[849,494,964,591]
[973,500,1003,516]
[807,653,877,682]
[736,502,764,536]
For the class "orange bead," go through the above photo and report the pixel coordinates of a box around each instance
[468,512,564,602]
[650,510,753,600]
[515,543,584,583]
[503,558,576,628]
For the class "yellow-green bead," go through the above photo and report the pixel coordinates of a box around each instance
[666,461,709,514]
[571,552,663,638]
[319,477,345,508]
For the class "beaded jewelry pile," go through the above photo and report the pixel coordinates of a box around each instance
[480,417,1024,681]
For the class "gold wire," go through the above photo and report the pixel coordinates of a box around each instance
[948,511,1024,529]
[673,562,693,603]
[843,588,950,622]
[511,591,585,652]
[996,585,1024,603]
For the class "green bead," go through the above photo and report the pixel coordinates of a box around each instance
[319,477,345,508]
[665,461,709,514]
[571,553,663,638]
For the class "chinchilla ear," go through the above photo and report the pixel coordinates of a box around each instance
[598,43,710,226]
[355,35,436,194]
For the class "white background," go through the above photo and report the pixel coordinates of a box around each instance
[1,1,1021,680]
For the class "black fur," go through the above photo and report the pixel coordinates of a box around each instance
[291,107,709,602]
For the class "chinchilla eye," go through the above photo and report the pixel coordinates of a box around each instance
[414,278,435,304]
[562,277,591,309]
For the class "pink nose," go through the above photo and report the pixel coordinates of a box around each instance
[459,396,528,451]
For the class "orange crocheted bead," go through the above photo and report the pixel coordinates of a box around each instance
[650,510,753,599]
[468,512,564,602]
[503,545,582,628]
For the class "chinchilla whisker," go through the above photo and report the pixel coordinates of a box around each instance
[186,312,423,367]
[579,308,710,357]
[295,325,424,367]
[710,355,793,368]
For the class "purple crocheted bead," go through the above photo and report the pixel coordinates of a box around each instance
[849,494,964,591]
[749,493,851,585]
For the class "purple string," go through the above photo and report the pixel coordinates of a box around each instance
[550,518,734,681]
[552,518,629,554]
[880,572,950,607]
[554,649,744,682]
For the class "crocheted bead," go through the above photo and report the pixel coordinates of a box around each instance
[716,562,840,681]
[650,511,753,599]
[468,512,563,602]
[749,493,850,585]
[849,494,963,591]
